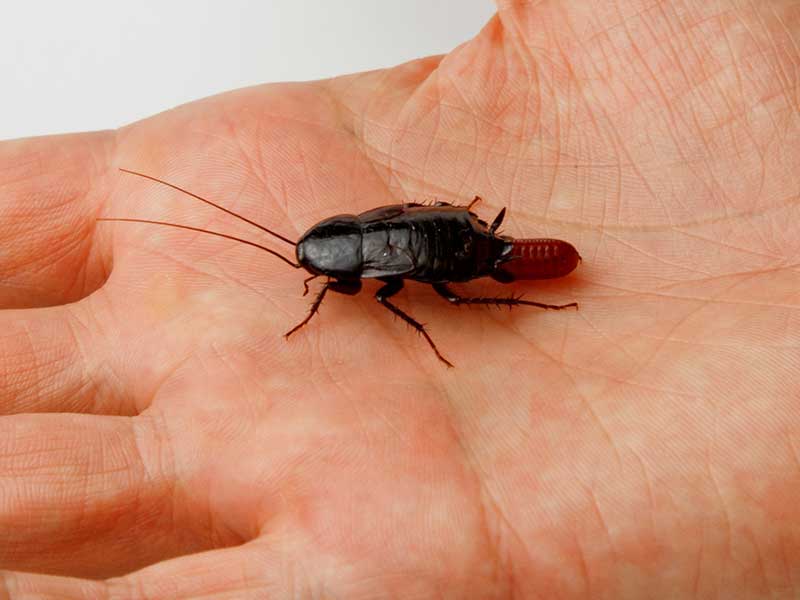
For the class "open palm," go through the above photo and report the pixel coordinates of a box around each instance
[2,1,799,598]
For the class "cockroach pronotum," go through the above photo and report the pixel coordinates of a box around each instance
[100,169,581,367]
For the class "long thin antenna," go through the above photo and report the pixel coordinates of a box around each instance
[97,218,300,268]
[118,168,296,246]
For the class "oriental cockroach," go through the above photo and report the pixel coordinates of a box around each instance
[100,169,581,367]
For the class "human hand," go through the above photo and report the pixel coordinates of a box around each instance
[2,1,799,597]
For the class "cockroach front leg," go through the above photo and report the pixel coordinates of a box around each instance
[432,283,578,311]
[375,278,454,368]
[301,275,319,297]
[285,279,361,338]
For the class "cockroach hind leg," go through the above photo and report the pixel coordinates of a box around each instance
[467,196,482,210]
[433,282,577,312]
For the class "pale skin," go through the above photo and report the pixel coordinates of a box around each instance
[1,0,799,598]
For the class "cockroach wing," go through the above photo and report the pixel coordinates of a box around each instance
[360,227,417,279]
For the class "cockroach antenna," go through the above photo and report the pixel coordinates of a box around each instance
[98,168,300,268]
[117,168,297,246]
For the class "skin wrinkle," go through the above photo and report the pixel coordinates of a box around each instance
[571,533,592,599]
[73,295,130,415]
[531,48,557,228]
[579,272,800,307]
[575,311,640,365]
[647,258,800,290]
[385,73,420,202]
[582,2,665,45]
[607,7,731,225]
[501,313,626,476]
[350,67,398,175]
[603,281,736,387]
[705,400,733,595]
[639,331,800,351]
[600,228,715,277]
[689,10,743,127]
[350,100,755,168]
[12,322,71,411]
[755,1,797,101]
[130,409,186,556]
[594,26,681,230]
[651,5,737,165]
[191,357,233,553]
[692,522,705,599]
[585,483,618,560]
[558,47,620,242]
[416,72,443,198]
[676,12,780,240]
[434,398,510,600]
[675,226,784,262]
[396,91,454,197]
[227,129,281,238]
[61,307,99,413]
[478,480,527,599]
[440,73,481,199]
[787,532,800,597]
[742,521,774,595]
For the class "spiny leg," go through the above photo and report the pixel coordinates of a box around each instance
[433,283,578,310]
[285,279,361,339]
[301,274,318,296]
[376,278,454,368]
[284,283,329,338]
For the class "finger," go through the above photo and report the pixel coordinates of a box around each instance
[0,412,216,578]
[0,299,120,415]
[1,541,280,600]
[0,571,105,599]
[0,132,114,308]
[109,541,282,600]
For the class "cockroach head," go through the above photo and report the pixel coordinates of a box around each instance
[296,215,363,279]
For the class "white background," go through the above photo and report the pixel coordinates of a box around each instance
[0,1,495,140]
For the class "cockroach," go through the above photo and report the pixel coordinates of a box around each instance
[100,169,581,367]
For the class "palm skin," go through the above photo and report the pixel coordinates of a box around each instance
[1,1,799,598]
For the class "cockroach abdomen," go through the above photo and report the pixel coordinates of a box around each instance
[501,239,581,280]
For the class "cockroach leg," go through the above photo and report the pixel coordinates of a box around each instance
[432,283,578,311]
[376,278,454,368]
[301,275,318,297]
[284,283,329,339]
[467,195,482,210]
[284,279,361,339]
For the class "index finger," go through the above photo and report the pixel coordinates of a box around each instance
[0,131,114,308]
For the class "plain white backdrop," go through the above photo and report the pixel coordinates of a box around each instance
[1,1,495,140]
